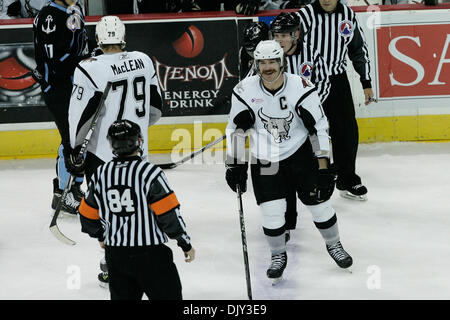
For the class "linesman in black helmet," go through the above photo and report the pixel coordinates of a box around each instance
[78,120,195,300]
[239,21,269,79]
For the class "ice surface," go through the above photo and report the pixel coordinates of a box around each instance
[0,142,449,300]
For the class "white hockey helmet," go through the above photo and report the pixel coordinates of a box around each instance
[95,16,126,48]
[253,40,285,69]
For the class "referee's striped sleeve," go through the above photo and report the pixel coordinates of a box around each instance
[311,50,331,104]
[348,14,372,88]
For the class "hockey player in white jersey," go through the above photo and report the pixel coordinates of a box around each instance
[225,40,352,282]
[66,15,163,287]
[67,15,162,179]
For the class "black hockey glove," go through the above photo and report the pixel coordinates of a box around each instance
[7,1,21,17]
[316,167,337,202]
[225,162,248,193]
[235,0,261,15]
[63,145,85,175]
[181,0,201,11]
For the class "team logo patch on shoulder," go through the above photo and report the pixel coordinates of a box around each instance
[339,20,353,38]
[66,13,82,32]
[235,81,245,95]
[300,62,313,79]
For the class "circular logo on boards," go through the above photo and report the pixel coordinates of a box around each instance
[172,25,205,58]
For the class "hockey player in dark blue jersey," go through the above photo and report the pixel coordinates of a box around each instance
[32,0,89,215]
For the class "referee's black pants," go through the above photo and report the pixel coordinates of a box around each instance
[322,72,362,189]
[105,244,182,300]
[284,72,362,228]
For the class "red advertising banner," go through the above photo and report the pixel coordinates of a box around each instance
[376,23,450,98]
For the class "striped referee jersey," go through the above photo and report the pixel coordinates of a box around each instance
[245,42,331,104]
[78,156,191,251]
[297,1,372,88]
[284,42,330,104]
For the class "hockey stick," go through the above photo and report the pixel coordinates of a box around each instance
[236,184,253,300]
[49,81,113,245]
[157,134,226,169]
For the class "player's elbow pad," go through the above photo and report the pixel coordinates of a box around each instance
[233,110,254,132]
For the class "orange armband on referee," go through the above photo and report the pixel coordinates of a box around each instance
[150,192,180,215]
[79,197,100,220]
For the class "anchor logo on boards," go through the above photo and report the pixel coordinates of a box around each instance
[42,15,56,34]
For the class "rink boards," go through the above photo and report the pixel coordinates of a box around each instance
[0,5,449,159]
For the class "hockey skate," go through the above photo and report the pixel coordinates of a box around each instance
[51,178,84,216]
[326,241,353,270]
[98,272,109,289]
[267,252,287,285]
[338,183,368,201]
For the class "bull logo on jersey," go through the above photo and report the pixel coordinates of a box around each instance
[258,108,294,143]
[339,20,353,38]
[300,62,313,79]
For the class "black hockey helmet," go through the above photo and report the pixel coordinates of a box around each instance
[107,119,142,156]
[270,12,301,37]
[243,22,269,56]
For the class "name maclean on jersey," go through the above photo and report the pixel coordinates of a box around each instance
[111,58,145,75]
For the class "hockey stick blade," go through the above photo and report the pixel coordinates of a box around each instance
[49,175,77,245]
[157,134,226,169]
[157,162,178,169]
[50,225,76,246]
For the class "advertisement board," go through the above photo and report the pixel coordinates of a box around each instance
[376,23,450,99]
[131,20,240,117]
[0,19,242,123]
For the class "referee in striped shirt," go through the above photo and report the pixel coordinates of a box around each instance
[78,120,195,300]
[270,12,330,106]
[298,0,375,200]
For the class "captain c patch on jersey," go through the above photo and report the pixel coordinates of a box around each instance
[258,108,294,144]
